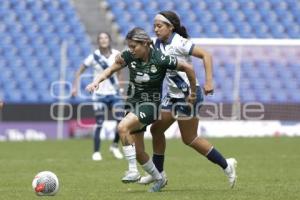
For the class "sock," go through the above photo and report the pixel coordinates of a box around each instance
[93,114,104,152]
[93,127,101,152]
[152,154,164,173]
[112,120,120,144]
[206,147,228,169]
[122,145,138,172]
[142,159,162,180]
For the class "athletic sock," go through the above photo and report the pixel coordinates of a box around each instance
[93,114,104,152]
[206,147,228,169]
[93,127,101,152]
[142,159,162,180]
[152,154,164,173]
[122,145,138,172]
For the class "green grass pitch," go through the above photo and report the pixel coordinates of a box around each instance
[0,137,299,200]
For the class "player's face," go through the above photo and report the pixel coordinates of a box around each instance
[127,40,148,59]
[154,20,173,42]
[98,33,110,49]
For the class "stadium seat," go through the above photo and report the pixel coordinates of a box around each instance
[0,0,91,103]
[1,0,299,103]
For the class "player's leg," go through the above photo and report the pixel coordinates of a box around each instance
[92,98,107,161]
[92,113,104,161]
[179,86,237,188]
[109,96,124,159]
[118,112,143,183]
[134,132,167,192]
[150,111,175,170]
[178,118,237,187]
[150,96,175,171]
[138,109,174,185]
[109,120,124,159]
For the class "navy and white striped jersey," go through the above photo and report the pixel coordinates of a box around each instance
[83,49,120,95]
[154,33,199,98]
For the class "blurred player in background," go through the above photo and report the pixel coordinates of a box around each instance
[86,27,197,192]
[72,32,123,161]
[138,11,237,188]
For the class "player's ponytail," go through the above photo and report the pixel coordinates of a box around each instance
[176,25,189,39]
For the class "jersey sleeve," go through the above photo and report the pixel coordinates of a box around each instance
[160,54,178,70]
[178,38,195,55]
[83,54,93,67]
[120,49,133,66]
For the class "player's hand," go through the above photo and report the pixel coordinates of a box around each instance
[203,81,214,95]
[85,82,99,93]
[71,87,78,97]
[187,92,196,105]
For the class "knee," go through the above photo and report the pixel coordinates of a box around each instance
[150,124,163,137]
[181,137,191,146]
[181,134,196,146]
[117,123,128,136]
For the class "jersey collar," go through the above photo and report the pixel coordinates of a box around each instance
[165,32,176,45]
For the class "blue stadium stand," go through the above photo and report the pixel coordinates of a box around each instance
[106,0,300,103]
[0,0,92,103]
[0,0,299,104]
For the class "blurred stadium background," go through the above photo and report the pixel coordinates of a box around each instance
[0,0,299,140]
[1,0,300,199]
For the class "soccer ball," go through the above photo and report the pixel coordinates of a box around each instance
[32,171,59,196]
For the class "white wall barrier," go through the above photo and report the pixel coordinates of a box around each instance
[95,120,300,139]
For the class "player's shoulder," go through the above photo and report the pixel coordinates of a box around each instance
[120,48,134,63]
[172,33,191,47]
[121,48,132,57]
[93,49,101,55]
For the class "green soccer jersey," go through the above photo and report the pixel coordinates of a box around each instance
[121,48,177,105]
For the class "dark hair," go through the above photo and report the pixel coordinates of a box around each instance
[159,10,189,38]
[126,27,152,44]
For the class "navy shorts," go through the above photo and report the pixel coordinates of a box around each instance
[161,86,204,118]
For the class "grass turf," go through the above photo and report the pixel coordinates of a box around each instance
[0,137,299,200]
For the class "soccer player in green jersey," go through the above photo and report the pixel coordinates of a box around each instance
[86,27,197,192]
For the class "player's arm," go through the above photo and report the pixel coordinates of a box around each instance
[176,61,197,104]
[72,64,87,96]
[115,56,125,94]
[191,45,214,95]
[86,56,125,93]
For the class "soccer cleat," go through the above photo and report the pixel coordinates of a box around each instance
[92,152,102,161]
[224,158,237,188]
[121,170,141,183]
[109,145,124,159]
[138,171,167,185]
[148,175,167,192]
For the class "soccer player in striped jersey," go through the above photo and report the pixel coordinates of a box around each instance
[138,11,237,188]
[86,27,197,192]
[72,32,123,161]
